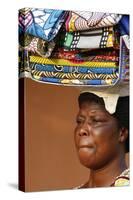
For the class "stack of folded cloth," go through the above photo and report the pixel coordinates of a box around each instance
[19,8,129,86]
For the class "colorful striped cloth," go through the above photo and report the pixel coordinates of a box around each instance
[19,35,128,87]
[31,70,118,80]
[29,56,118,68]
[30,63,118,74]
[30,76,118,86]
[18,8,129,88]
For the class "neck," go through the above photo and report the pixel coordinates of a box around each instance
[86,154,127,187]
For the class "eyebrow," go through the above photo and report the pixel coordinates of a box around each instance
[77,109,109,118]
[76,115,86,119]
[78,110,103,116]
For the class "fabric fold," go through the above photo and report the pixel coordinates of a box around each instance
[57,27,119,50]
[19,34,56,57]
[29,56,117,67]
[19,8,68,41]
[30,63,118,74]
[30,76,118,86]
[65,11,122,32]
[52,48,119,62]
[18,8,129,90]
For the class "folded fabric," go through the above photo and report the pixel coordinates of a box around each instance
[18,8,129,89]
[31,63,118,74]
[19,34,55,57]
[19,49,31,78]
[19,8,68,41]
[30,76,118,86]
[19,36,128,87]
[52,48,119,62]
[29,56,117,67]
[118,15,129,36]
[65,11,122,32]
[118,15,129,50]
[57,27,119,50]
[31,69,118,80]
[119,36,129,83]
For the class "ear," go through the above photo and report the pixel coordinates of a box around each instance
[118,127,128,143]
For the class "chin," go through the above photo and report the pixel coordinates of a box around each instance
[78,148,96,169]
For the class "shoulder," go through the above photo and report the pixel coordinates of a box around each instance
[113,168,130,187]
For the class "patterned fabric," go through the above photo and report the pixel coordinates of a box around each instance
[29,56,117,67]
[31,63,118,74]
[113,168,130,187]
[31,70,118,80]
[19,59,118,86]
[118,15,129,50]
[19,34,55,57]
[52,48,119,62]
[19,35,128,86]
[118,15,129,36]
[119,36,129,83]
[65,11,122,32]
[19,50,31,78]
[57,27,119,50]
[18,8,129,89]
[74,168,129,189]
[31,77,117,86]
[19,8,68,41]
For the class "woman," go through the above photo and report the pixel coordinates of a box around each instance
[74,92,129,188]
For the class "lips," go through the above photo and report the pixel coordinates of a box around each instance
[78,145,94,150]
[79,145,93,148]
[77,137,94,149]
[78,142,94,150]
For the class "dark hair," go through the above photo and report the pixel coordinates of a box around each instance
[78,92,129,152]
[113,96,129,152]
[78,92,105,108]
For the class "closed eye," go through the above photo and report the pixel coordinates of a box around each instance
[76,117,85,124]
[92,119,103,122]
[91,117,108,126]
[76,119,82,124]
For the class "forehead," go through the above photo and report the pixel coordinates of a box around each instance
[78,102,109,116]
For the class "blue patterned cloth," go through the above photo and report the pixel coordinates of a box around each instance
[31,63,118,74]
[37,77,117,85]
[19,8,67,41]
[118,15,129,36]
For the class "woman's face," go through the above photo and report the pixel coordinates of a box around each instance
[74,101,121,170]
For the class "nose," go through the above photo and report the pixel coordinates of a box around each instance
[78,128,88,136]
[79,129,88,136]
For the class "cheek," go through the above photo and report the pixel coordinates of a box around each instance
[74,127,79,147]
[73,122,119,169]
[93,125,119,156]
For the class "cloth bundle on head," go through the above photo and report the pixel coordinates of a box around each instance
[18,8,129,93]
[21,33,128,87]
